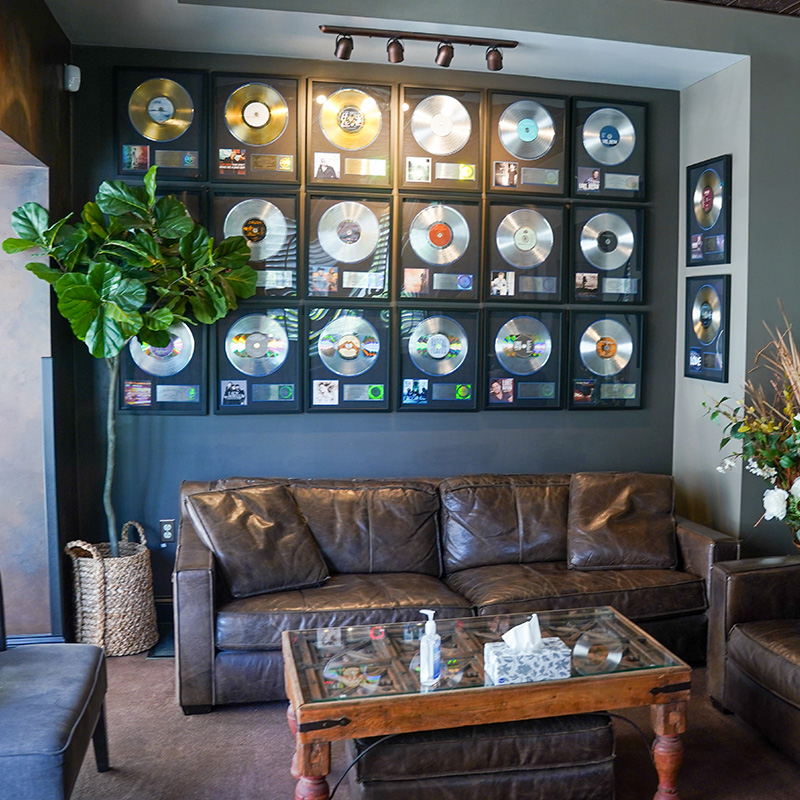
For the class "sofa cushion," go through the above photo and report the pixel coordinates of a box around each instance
[441,474,571,573]
[445,562,706,621]
[215,573,472,650]
[185,484,329,598]
[728,620,800,709]
[567,472,677,570]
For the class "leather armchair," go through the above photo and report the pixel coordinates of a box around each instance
[708,555,800,763]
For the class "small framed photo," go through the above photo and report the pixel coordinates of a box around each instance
[686,155,731,266]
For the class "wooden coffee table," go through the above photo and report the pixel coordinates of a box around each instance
[283,606,690,800]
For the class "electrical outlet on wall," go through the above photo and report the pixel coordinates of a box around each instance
[159,519,176,543]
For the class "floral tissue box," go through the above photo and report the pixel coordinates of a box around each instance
[484,638,572,685]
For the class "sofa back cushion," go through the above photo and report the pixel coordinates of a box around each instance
[441,475,572,574]
[290,480,441,576]
[185,484,330,598]
[567,472,677,570]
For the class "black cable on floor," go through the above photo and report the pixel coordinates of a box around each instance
[609,712,655,763]
[329,733,402,800]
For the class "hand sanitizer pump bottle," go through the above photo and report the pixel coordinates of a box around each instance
[419,609,441,686]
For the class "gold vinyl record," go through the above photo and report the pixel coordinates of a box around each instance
[582,107,636,166]
[225,313,289,377]
[408,204,470,266]
[317,315,380,377]
[411,94,471,156]
[128,78,194,142]
[129,321,194,377]
[223,199,288,262]
[579,212,635,271]
[225,82,288,146]
[319,88,382,151]
[693,168,723,230]
[496,209,553,269]
[408,315,468,376]
[579,319,633,376]
[495,316,552,375]
[498,100,555,160]
[692,284,721,344]
[317,202,380,264]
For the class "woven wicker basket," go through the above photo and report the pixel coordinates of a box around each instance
[64,521,159,656]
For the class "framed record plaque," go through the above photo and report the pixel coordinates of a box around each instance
[116,68,205,180]
[486,310,563,409]
[573,99,646,200]
[307,307,391,411]
[400,86,481,193]
[119,322,206,414]
[398,308,479,411]
[569,312,643,409]
[488,92,567,196]
[213,73,298,184]
[571,206,644,303]
[684,275,730,382]
[215,306,301,413]
[307,194,391,299]
[212,192,298,297]
[686,155,731,266]
[400,198,480,301]
[486,201,564,302]
[308,80,393,189]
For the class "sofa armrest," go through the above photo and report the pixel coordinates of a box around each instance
[708,554,800,702]
[173,513,217,713]
[675,516,741,599]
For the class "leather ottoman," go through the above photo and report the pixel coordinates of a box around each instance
[344,712,615,800]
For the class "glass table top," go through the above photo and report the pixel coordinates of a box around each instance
[285,606,684,703]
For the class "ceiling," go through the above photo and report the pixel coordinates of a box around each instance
[43,0,746,91]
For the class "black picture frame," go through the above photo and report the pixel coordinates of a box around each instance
[686,154,732,266]
[684,274,730,383]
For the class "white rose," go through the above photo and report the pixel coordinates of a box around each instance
[763,487,789,520]
[791,478,800,500]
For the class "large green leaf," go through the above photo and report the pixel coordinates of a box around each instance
[153,196,194,239]
[212,235,250,262]
[56,281,100,341]
[221,262,258,299]
[98,239,155,269]
[143,165,158,207]
[51,225,89,270]
[81,202,107,240]
[179,225,211,269]
[2,238,38,254]
[83,310,133,358]
[130,230,163,265]
[25,261,62,284]
[142,306,174,331]
[96,180,149,218]
[10,202,50,244]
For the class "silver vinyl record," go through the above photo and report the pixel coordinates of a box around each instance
[498,100,555,160]
[129,321,194,377]
[409,205,470,266]
[495,316,552,375]
[411,94,471,156]
[317,316,380,377]
[579,212,634,271]
[223,199,288,262]
[496,209,553,269]
[318,202,380,264]
[408,315,468,376]
[572,631,624,676]
[691,284,722,345]
[582,107,636,166]
[225,313,289,377]
[579,319,633,377]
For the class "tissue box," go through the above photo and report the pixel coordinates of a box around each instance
[483,638,572,685]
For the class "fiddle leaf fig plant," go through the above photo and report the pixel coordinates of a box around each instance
[3,166,256,556]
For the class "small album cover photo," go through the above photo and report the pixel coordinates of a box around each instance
[490,270,515,297]
[310,266,339,294]
[314,152,340,180]
[489,377,514,404]
[402,378,429,405]
[406,157,431,183]
[313,379,339,405]
[404,268,430,294]
[121,145,150,172]
[493,161,519,188]
[577,167,601,192]
[221,380,247,406]
[573,379,596,404]
[219,148,246,176]
[575,272,600,297]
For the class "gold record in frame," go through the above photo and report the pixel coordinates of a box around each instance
[224,82,289,146]
[691,284,722,345]
[319,88,382,151]
[128,78,194,142]
[693,168,723,230]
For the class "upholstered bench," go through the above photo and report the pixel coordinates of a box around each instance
[344,713,615,800]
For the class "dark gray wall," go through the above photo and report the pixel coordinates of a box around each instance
[71,46,679,596]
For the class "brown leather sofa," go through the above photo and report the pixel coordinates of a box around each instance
[174,472,739,713]
[708,554,800,762]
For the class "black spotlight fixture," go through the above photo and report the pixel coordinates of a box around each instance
[435,41,454,67]
[485,46,503,71]
[334,34,353,60]
[387,38,404,63]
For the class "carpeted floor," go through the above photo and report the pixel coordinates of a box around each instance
[71,654,800,799]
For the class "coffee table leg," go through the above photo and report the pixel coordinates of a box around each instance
[287,704,331,800]
[650,701,687,800]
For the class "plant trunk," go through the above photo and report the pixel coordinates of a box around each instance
[104,355,119,558]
